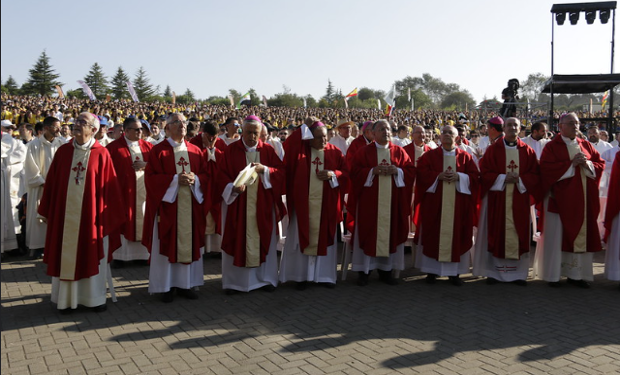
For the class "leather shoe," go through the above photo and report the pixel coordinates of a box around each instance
[425,273,437,284]
[177,288,199,299]
[449,275,463,286]
[92,304,107,313]
[357,272,369,286]
[162,289,175,303]
[567,278,590,289]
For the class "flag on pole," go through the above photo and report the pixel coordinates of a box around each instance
[602,90,610,109]
[384,84,397,106]
[377,99,381,110]
[345,87,358,99]
[172,91,176,105]
[262,95,268,107]
[303,97,307,108]
[77,80,96,101]
[126,81,139,102]
[407,88,411,102]
[55,85,64,99]
[228,95,234,108]
[237,92,251,109]
[385,104,394,117]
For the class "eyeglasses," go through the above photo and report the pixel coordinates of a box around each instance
[75,119,89,126]
[126,127,143,132]
[170,120,188,126]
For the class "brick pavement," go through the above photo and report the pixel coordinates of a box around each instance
[2,249,619,375]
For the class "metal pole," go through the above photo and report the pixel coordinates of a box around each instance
[608,8,616,131]
[550,12,555,128]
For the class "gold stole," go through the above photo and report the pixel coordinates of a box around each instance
[438,153,456,262]
[566,143,587,253]
[128,144,146,241]
[245,151,261,267]
[376,147,392,257]
[306,149,324,256]
[414,145,425,167]
[60,147,91,280]
[173,144,193,263]
[504,148,520,259]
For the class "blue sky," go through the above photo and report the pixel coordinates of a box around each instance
[1,0,616,102]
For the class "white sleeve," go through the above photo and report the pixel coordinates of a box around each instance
[189,176,204,204]
[427,177,439,193]
[261,168,272,189]
[163,174,179,203]
[222,182,239,205]
[490,174,506,191]
[455,172,471,195]
[364,169,375,187]
[328,172,339,188]
[393,168,405,188]
[583,161,596,179]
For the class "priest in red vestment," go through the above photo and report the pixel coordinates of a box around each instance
[107,117,153,266]
[344,121,375,233]
[473,117,540,285]
[38,112,124,313]
[349,119,414,286]
[603,151,620,289]
[534,112,605,288]
[279,121,348,289]
[189,122,228,152]
[415,125,479,286]
[219,115,285,294]
[142,113,208,302]
[404,125,432,230]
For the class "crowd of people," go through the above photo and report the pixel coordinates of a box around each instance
[1,93,619,315]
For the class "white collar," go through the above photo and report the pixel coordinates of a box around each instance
[374,142,390,149]
[125,136,140,147]
[167,137,184,148]
[561,135,578,145]
[242,138,258,152]
[73,137,95,150]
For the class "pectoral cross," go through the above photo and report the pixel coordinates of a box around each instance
[507,160,518,173]
[312,157,323,173]
[177,157,189,173]
[72,162,85,185]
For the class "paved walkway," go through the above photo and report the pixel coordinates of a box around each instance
[2,249,619,375]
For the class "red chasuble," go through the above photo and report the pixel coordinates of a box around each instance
[403,142,431,227]
[142,140,207,263]
[38,141,124,280]
[189,133,228,152]
[604,152,620,241]
[106,138,153,242]
[219,140,285,267]
[202,146,225,235]
[350,142,414,256]
[540,135,604,253]
[286,135,348,256]
[415,147,479,261]
[344,135,373,231]
[480,137,540,259]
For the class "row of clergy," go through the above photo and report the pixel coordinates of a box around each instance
[11,111,620,313]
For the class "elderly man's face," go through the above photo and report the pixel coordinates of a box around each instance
[310,126,328,150]
[260,127,269,142]
[242,123,261,147]
[73,114,96,144]
[600,130,609,142]
[373,122,391,145]
[412,127,424,144]
[504,119,520,140]
[440,126,458,148]
[167,115,187,141]
[559,114,580,139]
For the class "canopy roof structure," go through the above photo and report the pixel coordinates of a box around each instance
[542,74,620,94]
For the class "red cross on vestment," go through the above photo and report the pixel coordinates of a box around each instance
[72,162,86,185]
[312,157,323,173]
[507,160,518,173]
[177,157,189,173]
[379,159,390,166]
[135,156,141,162]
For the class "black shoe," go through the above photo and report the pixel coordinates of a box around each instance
[449,275,464,286]
[177,288,199,300]
[296,281,308,291]
[261,284,276,292]
[92,304,107,313]
[322,282,336,289]
[357,272,369,286]
[513,279,527,286]
[378,270,398,285]
[162,289,175,303]
[110,260,125,269]
[425,273,437,284]
[567,278,590,289]
[548,281,562,288]
[486,277,498,285]
[27,248,42,260]
[59,308,73,315]
[224,289,239,295]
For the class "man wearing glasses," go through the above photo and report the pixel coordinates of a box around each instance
[38,113,124,313]
[106,117,153,268]
[143,113,208,302]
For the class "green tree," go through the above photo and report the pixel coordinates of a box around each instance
[110,67,130,100]
[83,62,109,99]
[322,79,335,102]
[440,91,476,110]
[3,76,19,95]
[132,66,157,101]
[163,85,172,98]
[520,73,549,102]
[21,51,62,96]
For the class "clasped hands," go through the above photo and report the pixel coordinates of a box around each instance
[571,152,588,167]
[373,165,397,176]
[438,169,459,183]
[132,160,147,171]
[178,171,195,186]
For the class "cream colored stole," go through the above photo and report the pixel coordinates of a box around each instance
[245,151,261,267]
[438,153,456,262]
[128,144,146,241]
[376,148,392,257]
[59,147,91,280]
[566,142,587,253]
[504,148,520,259]
[205,148,216,235]
[414,145,425,167]
[306,149,324,256]
[173,144,193,263]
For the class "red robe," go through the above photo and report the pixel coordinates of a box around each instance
[344,135,373,231]
[540,135,605,253]
[142,140,207,263]
[403,142,431,227]
[604,151,620,241]
[350,142,415,256]
[415,147,479,262]
[189,133,228,152]
[480,137,540,259]
[39,141,124,280]
[106,137,153,242]
[286,136,348,256]
[203,146,225,235]
[220,140,285,267]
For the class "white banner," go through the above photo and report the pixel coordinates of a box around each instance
[77,80,96,101]
[126,81,139,102]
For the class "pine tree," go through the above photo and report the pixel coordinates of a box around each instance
[4,76,19,95]
[83,62,109,99]
[163,85,172,98]
[22,51,62,96]
[324,79,334,101]
[132,67,157,101]
[110,67,130,100]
